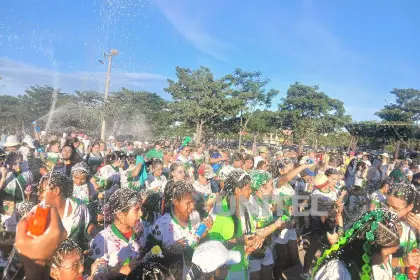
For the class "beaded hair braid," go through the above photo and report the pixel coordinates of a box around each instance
[39,171,73,198]
[311,209,399,280]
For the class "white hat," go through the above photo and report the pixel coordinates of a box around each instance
[191,241,241,273]
[22,135,36,149]
[108,136,115,140]
[380,153,389,158]
[3,135,21,147]
[406,170,414,176]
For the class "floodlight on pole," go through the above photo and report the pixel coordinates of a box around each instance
[99,49,118,141]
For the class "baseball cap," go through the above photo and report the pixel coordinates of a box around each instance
[191,241,241,273]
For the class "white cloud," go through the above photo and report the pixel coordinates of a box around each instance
[153,0,233,60]
[0,57,169,97]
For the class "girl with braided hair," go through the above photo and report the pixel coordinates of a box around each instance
[125,258,175,280]
[71,162,97,205]
[161,163,186,214]
[50,238,84,280]
[248,170,286,280]
[0,152,34,206]
[90,151,126,200]
[36,171,91,248]
[145,159,167,193]
[88,188,142,276]
[272,159,313,279]
[313,209,400,280]
[149,180,211,279]
[208,169,264,280]
[385,182,420,275]
[3,171,91,280]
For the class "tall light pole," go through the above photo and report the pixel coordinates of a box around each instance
[100,49,118,141]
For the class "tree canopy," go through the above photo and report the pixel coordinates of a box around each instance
[4,67,420,153]
[279,82,351,153]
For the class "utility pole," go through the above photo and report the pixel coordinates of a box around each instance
[100,49,118,141]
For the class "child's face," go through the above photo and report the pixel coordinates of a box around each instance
[261,179,274,196]
[91,144,100,153]
[244,159,253,170]
[51,252,84,280]
[163,153,171,162]
[51,143,60,153]
[117,203,142,228]
[153,164,163,177]
[72,173,87,186]
[215,265,230,279]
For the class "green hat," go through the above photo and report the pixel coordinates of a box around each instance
[250,170,272,192]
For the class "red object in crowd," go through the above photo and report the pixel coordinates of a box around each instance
[408,248,419,280]
[28,204,50,236]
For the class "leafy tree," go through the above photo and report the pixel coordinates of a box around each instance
[377,88,420,122]
[104,88,171,139]
[0,95,22,133]
[374,88,420,157]
[279,82,351,154]
[224,69,279,148]
[245,110,281,147]
[165,66,241,143]
[20,86,68,122]
[73,90,104,108]
[316,132,352,148]
[246,110,276,134]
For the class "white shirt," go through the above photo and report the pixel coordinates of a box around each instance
[193,180,212,196]
[354,171,364,186]
[89,224,142,268]
[312,188,338,202]
[315,258,392,280]
[82,139,91,153]
[145,175,167,192]
[273,183,297,244]
[151,212,201,279]
[363,160,372,168]
[31,198,90,240]
[151,213,200,248]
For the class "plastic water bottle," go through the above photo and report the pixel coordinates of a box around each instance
[32,121,41,133]
[28,203,50,236]
[195,223,207,238]
[187,223,208,247]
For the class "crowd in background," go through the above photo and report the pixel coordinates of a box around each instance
[1,128,420,280]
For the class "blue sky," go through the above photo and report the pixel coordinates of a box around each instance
[1,0,419,121]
